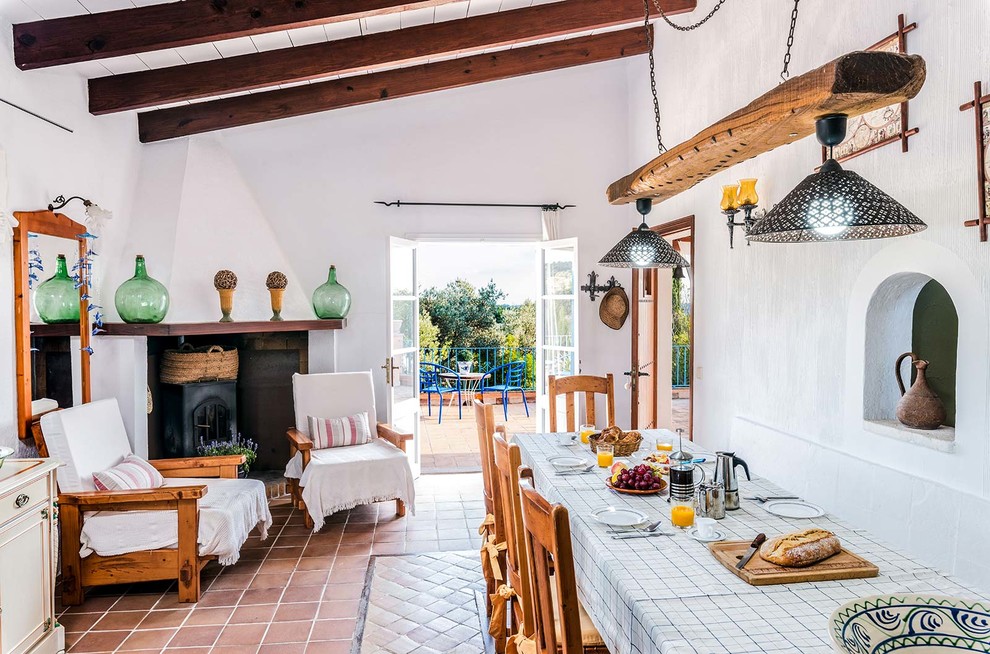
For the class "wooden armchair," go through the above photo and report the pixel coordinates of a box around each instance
[39,399,271,605]
[547,374,616,432]
[285,372,415,531]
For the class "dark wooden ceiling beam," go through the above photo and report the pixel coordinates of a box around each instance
[13,0,463,70]
[137,26,651,142]
[88,0,695,114]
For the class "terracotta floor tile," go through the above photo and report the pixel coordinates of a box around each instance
[184,607,234,626]
[61,596,119,615]
[163,648,210,654]
[137,609,190,629]
[288,570,329,587]
[274,602,319,623]
[211,646,259,654]
[259,558,299,574]
[250,573,292,589]
[304,641,351,654]
[316,600,360,621]
[268,546,306,559]
[193,589,243,608]
[372,530,406,543]
[114,594,164,611]
[167,625,223,648]
[328,567,365,584]
[281,586,324,603]
[70,630,130,652]
[260,644,307,654]
[240,588,285,605]
[301,544,337,558]
[310,619,356,641]
[211,573,255,591]
[371,542,405,555]
[217,622,268,647]
[274,535,310,548]
[92,610,148,631]
[118,627,177,650]
[58,611,103,633]
[230,604,278,624]
[336,544,372,557]
[332,556,370,570]
[264,620,313,644]
[322,583,364,601]
[295,556,335,571]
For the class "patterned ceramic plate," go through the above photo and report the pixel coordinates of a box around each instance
[830,594,990,653]
[589,507,649,528]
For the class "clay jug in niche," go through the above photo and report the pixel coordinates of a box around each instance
[895,352,946,430]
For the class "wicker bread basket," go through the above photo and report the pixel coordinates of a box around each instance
[589,428,642,456]
[161,344,239,384]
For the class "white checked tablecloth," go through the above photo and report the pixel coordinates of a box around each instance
[514,432,989,654]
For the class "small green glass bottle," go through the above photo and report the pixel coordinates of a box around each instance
[312,265,351,319]
[115,255,170,324]
[35,254,80,324]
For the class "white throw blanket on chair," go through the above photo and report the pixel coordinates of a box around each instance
[80,478,272,566]
[286,438,415,532]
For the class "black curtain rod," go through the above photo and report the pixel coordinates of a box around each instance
[375,200,575,210]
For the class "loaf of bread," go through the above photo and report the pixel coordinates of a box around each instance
[758,529,840,567]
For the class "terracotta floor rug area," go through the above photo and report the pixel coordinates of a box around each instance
[359,551,489,654]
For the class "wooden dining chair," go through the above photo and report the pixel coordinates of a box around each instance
[519,476,610,653]
[547,374,615,432]
[492,433,536,642]
[474,398,509,652]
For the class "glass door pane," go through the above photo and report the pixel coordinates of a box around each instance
[388,237,420,477]
[536,238,578,432]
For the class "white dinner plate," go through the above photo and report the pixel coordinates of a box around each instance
[589,507,649,528]
[763,499,825,519]
[548,456,588,470]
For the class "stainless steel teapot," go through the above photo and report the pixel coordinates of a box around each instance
[712,451,750,511]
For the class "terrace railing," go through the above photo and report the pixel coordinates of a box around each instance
[420,346,536,390]
[673,344,691,388]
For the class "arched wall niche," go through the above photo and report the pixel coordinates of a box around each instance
[863,273,957,442]
[846,239,987,468]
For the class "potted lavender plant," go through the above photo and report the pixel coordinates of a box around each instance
[198,433,258,477]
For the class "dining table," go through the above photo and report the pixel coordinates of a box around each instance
[513,431,989,654]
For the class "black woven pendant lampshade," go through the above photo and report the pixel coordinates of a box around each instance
[747,114,927,243]
[600,199,690,269]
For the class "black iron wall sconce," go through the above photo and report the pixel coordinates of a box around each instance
[580,271,622,301]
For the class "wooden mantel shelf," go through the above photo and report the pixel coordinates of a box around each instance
[30,319,346,338]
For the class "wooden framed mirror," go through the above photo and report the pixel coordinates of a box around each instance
[12,209,92,439]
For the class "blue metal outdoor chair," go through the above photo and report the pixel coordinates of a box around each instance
[420,362,462,423]
[478,360,529,421]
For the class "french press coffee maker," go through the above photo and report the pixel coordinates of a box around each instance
[668,428,705,501]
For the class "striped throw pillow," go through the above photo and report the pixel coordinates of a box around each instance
[93,454,165,491]
[307,412,373,449]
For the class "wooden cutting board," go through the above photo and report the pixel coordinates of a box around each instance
[709,540,879,586]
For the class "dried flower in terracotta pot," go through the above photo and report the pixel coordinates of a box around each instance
[214,269,238,290]
[266,271,288,290]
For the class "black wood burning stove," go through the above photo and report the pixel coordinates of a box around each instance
[160,381,238,457]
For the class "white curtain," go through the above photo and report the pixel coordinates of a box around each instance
[541,207,560,241]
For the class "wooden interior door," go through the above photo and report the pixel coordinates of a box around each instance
[629,269,658,429]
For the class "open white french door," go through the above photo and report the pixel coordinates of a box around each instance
[535,238,579,432]
[386,237,421,477]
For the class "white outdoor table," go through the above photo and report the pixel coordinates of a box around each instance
[513,431,989,654]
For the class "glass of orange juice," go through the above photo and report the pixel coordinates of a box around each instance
[579,424,595,445]
[596,443,614,468]
[655,438,673,452]
[670,500,695,528]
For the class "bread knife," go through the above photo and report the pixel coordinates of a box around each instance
[735,533,767,570]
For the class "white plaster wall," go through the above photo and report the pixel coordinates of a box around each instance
[628,0,990,589]
[0,13,141,453]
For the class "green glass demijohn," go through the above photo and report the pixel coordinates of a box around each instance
[35,254,80,324]
[115,255,170,324]
[312,265,351,319]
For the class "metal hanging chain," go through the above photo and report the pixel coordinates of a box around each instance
[643,0,730,154]
[651,0,727,31]
[644,0,666,154]
[780,0,801,82]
